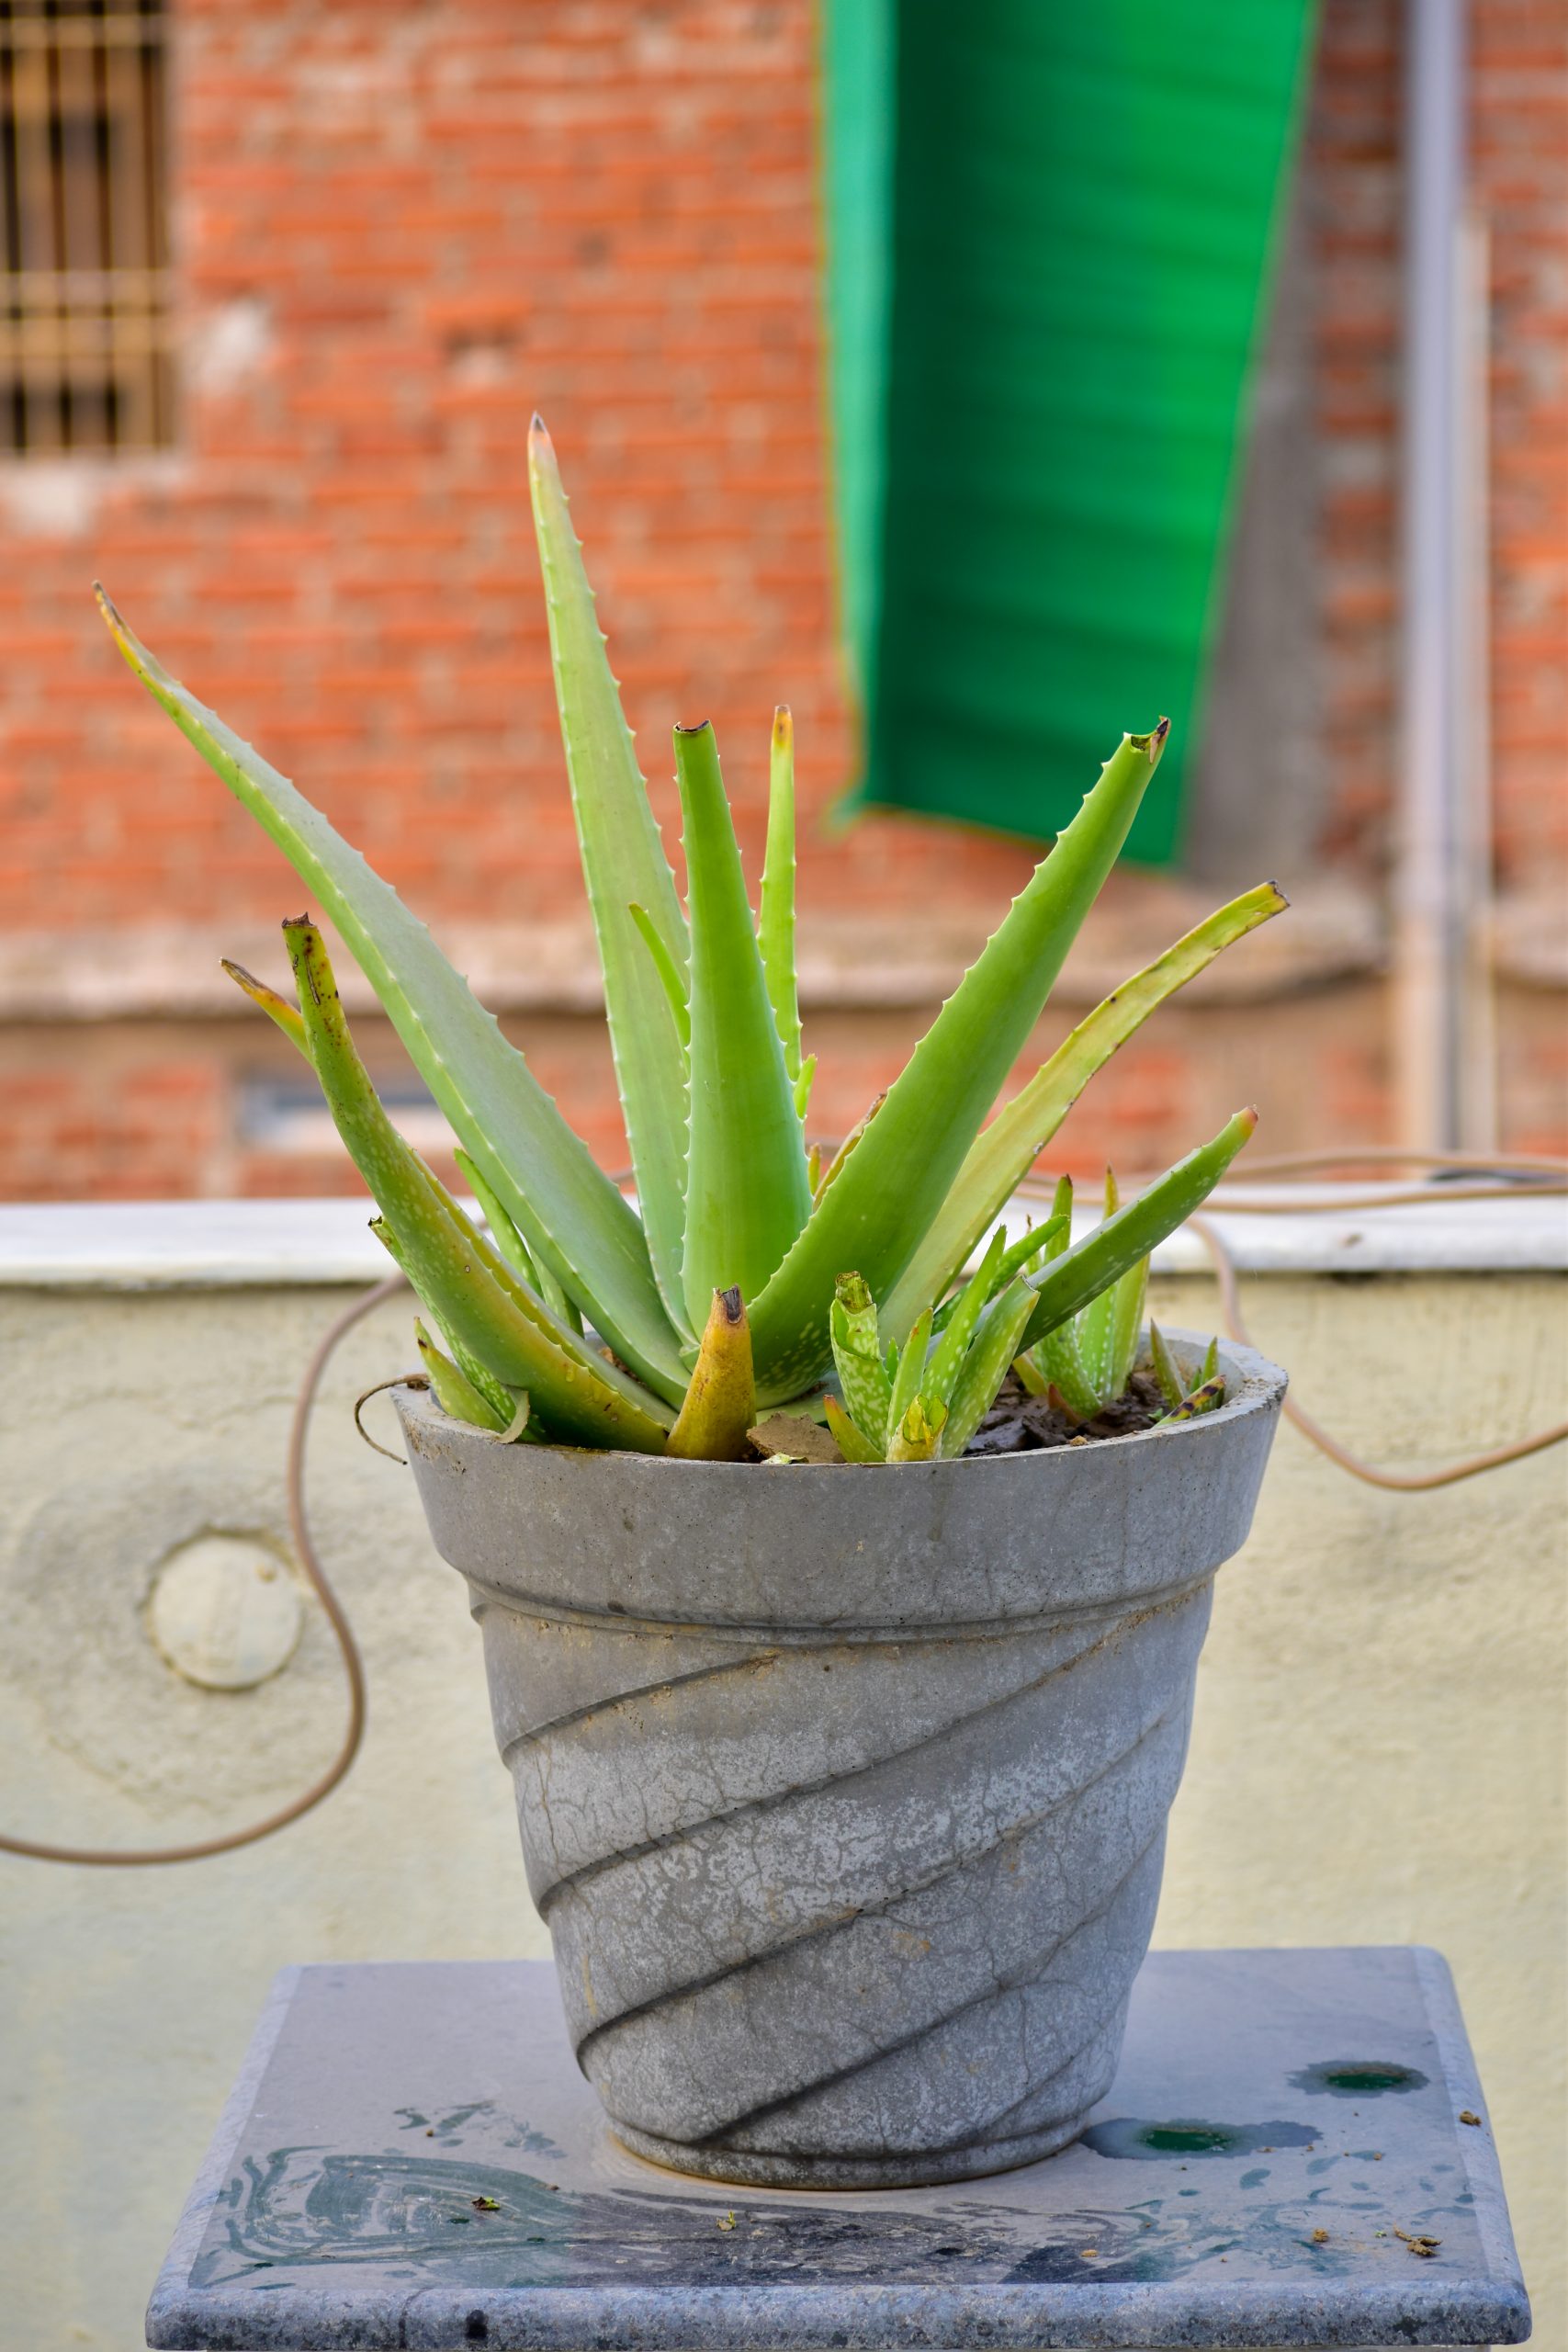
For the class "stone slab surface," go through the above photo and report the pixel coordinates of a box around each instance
[144,1947,1529,2350]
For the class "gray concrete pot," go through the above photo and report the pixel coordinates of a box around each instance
[394,1331,1285,2189]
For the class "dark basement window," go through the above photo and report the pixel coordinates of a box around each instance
[0,0,171,454]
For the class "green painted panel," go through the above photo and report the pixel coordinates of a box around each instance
[829,0,1314,863]
[818,0,896,713]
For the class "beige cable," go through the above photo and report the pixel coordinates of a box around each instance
[0,1272,406,1867]
[1017,1149,1567,1492]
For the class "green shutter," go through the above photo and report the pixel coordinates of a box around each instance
[822,0,1316,864]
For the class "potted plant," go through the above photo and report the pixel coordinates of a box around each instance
[99,419,1286,2188]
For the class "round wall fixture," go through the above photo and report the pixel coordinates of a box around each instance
[148,1534,304,1691]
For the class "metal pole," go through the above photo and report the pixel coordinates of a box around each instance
[1395,0,1472,1150]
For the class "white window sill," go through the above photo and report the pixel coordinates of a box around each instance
[0,1187,1562,1292]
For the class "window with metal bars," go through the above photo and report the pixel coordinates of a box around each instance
[1,0,170,455]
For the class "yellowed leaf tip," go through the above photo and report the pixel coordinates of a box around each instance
[773,705,793,750]
[94,582,130,645]
[220,957,270,1003]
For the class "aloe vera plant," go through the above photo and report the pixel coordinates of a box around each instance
[1009,1180,1232,1430]
[99,418,1282,1462]
[1015,1170,1151,1424]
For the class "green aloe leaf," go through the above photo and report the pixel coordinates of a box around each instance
[1147,1319,1188,1409]
[675,720,813,1327]
[628,902,692,1054]
[1107,1251,1149,1399]
[933,1210,1069,1332]
[750,725,1170,1400]
[824,1395,883,1464]
[812,1091,886,1205]
[829,1272,894,1452]
[1076,1170,1122,1396]
[452,1145,538,1285]
[887,1394,946,1463]
[454,1144,581,1334]
[98,589,688,1407]
[759,705,804,1087]
[286,918,672,1453]
[794,1051,817,1124]
[886,1305,933,1434]
[1032,1319,1101,1423]
[925,1227,1007,1405]
[1079,1171,1148,1405]
[942,1280,1038,1457]
[415,1318,510,1433]
[1017,1108,1258,1357]
[880,883,1287,1340]
[528,419,693,1341]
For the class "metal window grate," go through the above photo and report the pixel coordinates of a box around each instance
[0,0,170,454]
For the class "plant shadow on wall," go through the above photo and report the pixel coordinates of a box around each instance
[97,417,1283,1459]
[82,414,1301,2192]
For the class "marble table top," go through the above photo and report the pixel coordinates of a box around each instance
[145,1945,1529,2349]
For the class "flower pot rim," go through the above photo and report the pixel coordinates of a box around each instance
[394,1327,1286,1476]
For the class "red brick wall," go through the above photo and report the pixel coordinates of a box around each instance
[0,0,1562,1198]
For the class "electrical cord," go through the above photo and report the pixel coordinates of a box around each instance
[3,1151,1562,1862]
[0,1272,405,1867]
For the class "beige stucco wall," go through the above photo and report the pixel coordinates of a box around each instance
[0,1261,1562,2349]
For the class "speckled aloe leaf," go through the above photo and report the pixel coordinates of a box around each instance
[824,1395,882,1464]
[1078,1171,1149,1405]
[886,1305,934,1436]
[674,719,814,1329]
[881,882,1287,1341]
[829,1272,894,1452]
[284,918,671,1453]
[98,587,687,1408]
[1106,1247,1149,1400]
[1017,1107,1258,1357]
[529,420,693,1341]
[1036,1329,1102,1424]
[748,726,1169,1404]
[886,1393,946,1463]
[942,1277,1039,1456]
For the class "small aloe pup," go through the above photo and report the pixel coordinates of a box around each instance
[1009,1172,1229,1430]
[97,417,1284,1462]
